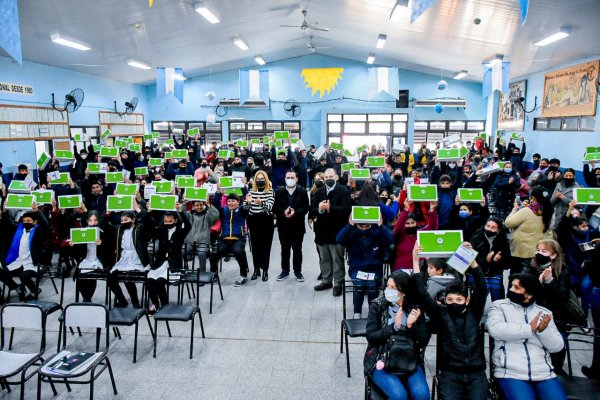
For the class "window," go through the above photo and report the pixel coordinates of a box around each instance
[227,120,301,142]
[412,120,485,152]
[150,121,223,148]
[534,116,596,132]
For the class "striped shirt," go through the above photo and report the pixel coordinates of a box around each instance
[245,189,275,215]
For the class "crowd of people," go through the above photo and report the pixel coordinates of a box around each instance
[0,134,599,400]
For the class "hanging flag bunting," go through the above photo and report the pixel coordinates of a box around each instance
[239,70,269,104]
[156,67,184,103]
[300,68,344,97]
[149,0,154,7]
[482,62,510,98]
[368,67,400,99]
[410,0,439,23]
[0,0,22,65]
[518,0,529,25]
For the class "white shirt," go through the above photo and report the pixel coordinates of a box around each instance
[7,229,35,271]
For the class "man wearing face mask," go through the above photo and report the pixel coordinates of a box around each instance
[550,168,581,230]
[412,242,489,400]
[539,158,562,192]
[230,155,251,181]
[310,168,351,296]
[83,182,107,215]
[493,161,520,220]
[0,205,50,302]
[70,144,90,182]
[270,146,292,189]
[487,273,567,400]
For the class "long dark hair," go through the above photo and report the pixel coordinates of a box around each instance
[355,181,380,207]
[530,186,552,232]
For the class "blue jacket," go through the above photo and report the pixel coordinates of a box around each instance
[336,224,394,274]
[437,188,457,227]
[213,193,248,240]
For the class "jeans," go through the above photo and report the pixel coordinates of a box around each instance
[571,272,593,315]
[486,275,505,301]
[349,269,380,314]
[278,227,304,273]
[591,287,600,370]
[496,377,567,400]
[437,370,488,400]
[372,366,429,400]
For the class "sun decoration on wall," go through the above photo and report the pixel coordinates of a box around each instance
[301,68,344,97]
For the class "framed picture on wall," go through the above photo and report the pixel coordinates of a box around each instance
[497,80,527,132]
[542,60,599,118]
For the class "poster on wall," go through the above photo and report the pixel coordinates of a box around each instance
[542,60,599,118]
[498,80,526,131]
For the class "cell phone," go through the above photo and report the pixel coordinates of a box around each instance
[579,241,598,252]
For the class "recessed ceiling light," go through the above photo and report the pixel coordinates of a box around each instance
[255,55,266,65]
[233,37,249,51]
[534,28,570,47]
[376,34,387,49]
[127,59,152,70]
[194,2,220,24]
[366,53,375,65]
[50,33,91,51]
[453,70,468,80]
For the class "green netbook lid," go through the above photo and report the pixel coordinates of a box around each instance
[352,206,381,224]
[101,129,111,139]
[172,149,188,158]
[32,190,54,204]
[184,187,208,202]
[87,163,107,174]
[219,176,234,187]
[417,230,463,256]
[99,147,119,158]
[8,180,31,193]
[366,156,385,168]
[148,158,163,167]
[106,171,124,184]
[457,188,484,203]
[5,194,34,209]
[128,143,141,152]
[143,133,153,141]
[218,149,234,159]
[274,131,289,140]
[236,140,249,148]
[134,167,148,176]
[151,132,161,138]
[55,150,74,160]
[223,188,243,196]
[573,188,600,205]
[70,227,98,244]
[58,195,82,209]
[115,183,139,196]
[106,195,134,211]
[437,148,461,160]
[37,152,51,170]
[583,153,600,162]
[149,194,177,211]
[151,180,173,193]
[187,127,200,136]
[408,184,438,202]
[329,142,344,151]
[114,139,128,148]
[49,172,70,185]
[349,168,370,180]
[176,176,196,188]
[341,162,355,172]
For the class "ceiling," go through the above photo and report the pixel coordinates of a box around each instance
[6,0,600,85]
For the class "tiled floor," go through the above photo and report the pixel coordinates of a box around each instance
[1,227,594,399]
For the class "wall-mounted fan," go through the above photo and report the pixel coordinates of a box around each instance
[51,88,85,113]
[284,99,302,117]
[114,97,138,117]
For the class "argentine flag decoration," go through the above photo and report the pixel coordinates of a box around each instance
[482,62,510,98]
[156,67,184,103]
[410,0,439,23]
[239,70,269,105]
[0,0,22,65]
[368,67,400,100]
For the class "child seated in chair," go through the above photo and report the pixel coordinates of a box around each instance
[422,258,459,302]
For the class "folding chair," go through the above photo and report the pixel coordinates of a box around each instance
[106,271,153,363]
[37,303,117,400]
[340,278,382,378]
[182,242,224,313]
[1,303,49,400]
[558,323,600,399]
[153,269,205,359]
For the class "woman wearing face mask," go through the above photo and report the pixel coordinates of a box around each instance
[392,199,438,273]
[194,159,212,187]
[550,168,581,230]
[364,271,429,400]
[69,211,105,303]
[505,186,553,274]
[470,217,511,301]
[244,171,275,281]
[492,161,521,221]
[487,273,567,400]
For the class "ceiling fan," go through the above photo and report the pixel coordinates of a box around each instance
[280,9,330,32]
[293,36,331,53]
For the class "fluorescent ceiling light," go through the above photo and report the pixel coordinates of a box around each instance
[376,34,387,49]
[484,54,504,66]
[127,59,152,70]
[534,28,570,47]
[233,37,249,51]
[366,54,375,65]
[390,0,409,19]
[194,2,220,24]
[254,55,266,65]
[453,70,468,80]
[50,33,91,51]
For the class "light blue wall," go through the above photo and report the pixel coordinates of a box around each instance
[516,54,600,170]
[146,54,487,146]
[0,56,149,172]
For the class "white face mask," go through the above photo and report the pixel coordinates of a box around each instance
[285,179,296,188]
[80,154,88,160]
[384,288,401,304]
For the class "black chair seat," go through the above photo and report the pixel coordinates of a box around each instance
[558,374,600,400]
[25,300,61,315]
[109,308,146,325]
[342,319,367,337]
[154,304,198,321]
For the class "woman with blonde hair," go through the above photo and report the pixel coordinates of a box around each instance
[244,170,275,281]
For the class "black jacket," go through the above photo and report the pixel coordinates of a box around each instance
[413,267,488,372]
[273,186,309,233]
[470,227,511,277]
[309,184,351,245]
[4,210,51,267]
[150,211,191,270]
[101,212,152,269]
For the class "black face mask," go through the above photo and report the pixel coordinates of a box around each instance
[533,160,540,168]
[563,178,574,186]
[121,222,133,229]
[22,222,34,231]
[507,290,527,306]
[325,179,335,188]
[548,166,558,172]
[256,181,266,189]
[446,303,467,318]
[394,174,402,179]
[484,229,498,238]
[405,226,418,235]
[534,253,552,266]
[493,156,499,161]
[315,181,324,188]
[164,223,175,229]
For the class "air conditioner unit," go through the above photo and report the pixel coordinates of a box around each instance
[218,99,269,109]
[414,98,467,108]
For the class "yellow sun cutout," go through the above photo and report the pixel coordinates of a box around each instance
[301,68,344,97]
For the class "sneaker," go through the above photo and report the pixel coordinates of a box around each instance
[234,276,248,287]
[277,271,290,281]
[314,282,333,291]
[353,313,362,319]
[294,272,305,282]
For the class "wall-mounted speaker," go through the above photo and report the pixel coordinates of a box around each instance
[396,90,409,108]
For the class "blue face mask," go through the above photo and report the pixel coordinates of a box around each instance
[503,167,512,173]
[458,210,470,219]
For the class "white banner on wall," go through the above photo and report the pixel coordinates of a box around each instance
[0,82,34,95]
